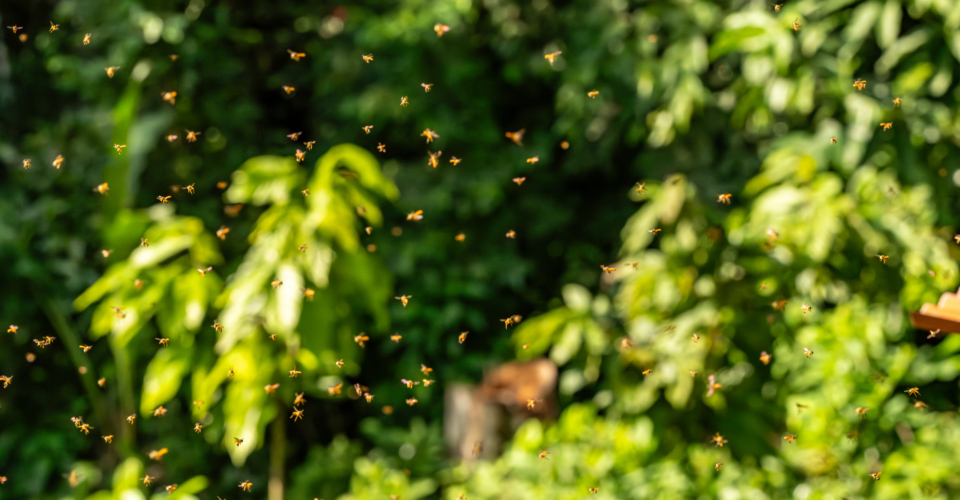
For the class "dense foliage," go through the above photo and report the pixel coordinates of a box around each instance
[2,0,960,499]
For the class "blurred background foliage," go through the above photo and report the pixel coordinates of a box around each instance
[2,0,960,499]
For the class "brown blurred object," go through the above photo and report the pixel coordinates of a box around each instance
[444,358,557,461]
[911,287,960,333]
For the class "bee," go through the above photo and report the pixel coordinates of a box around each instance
[264,383,280,394]
[377,143,386,153]
[711,432,727,447]
[423,379,435,387]
[97,434,113,444]
[512,177,527,186]
[22,159,32,169]
[282,86,296,94]
[877,254,889,263]
[406,397,418,406]
[294,392,306,407]
[407,210,424,221]
[427,150,443,168]
[526,156,539,164]
[289,366,301,378]
[458,332,468,344]
[284,132,302,142]
[303,140,316,150]
[98,378,106,387]
[635,182,646,194]
[692,333,700,342]
[83,33,91,45]
[600,265,616,274]
[169,54,178,61]
[359,125,375,135]
[648,228,661,235]
[52,155,64,169]
[111,306,126,319]
[157,195,171,204]
[362,54,374,63]
[505,129,525,146]
[180,183,195,195]
[127,414,136,424]
[587,90,599,98]
[7,26,23,33]
[448,156,462,166]
[390,334,402,343]
[325,382,343,396]
[364,392,375,402]
[803,347,813,358]
[105,66,120,78]
[139,475,152,486]
[401,379,419,389]
[771,300,787,311]
[291,408,304,421]
[455,233,466,241]
[782,434,798,444]
[234,437,244,447]
[801,303,812,315]
[113,144,126,154]
[689,370,697,377]
[400,96,409,107]
[914,400,927,410]
[156,338,170,346]
[641,369,652,375]
[354,334,369,347]
[287,50,306,61]
[853,79,867,92]
[216,226,230,240]
[295,149,306,163]
[773,3,782,12]
[869,472,882,482]
[271,280,283,288]
[364,227,372,235]
[759,350,774,365]
[194,401,204,409]
[239,480,253,492]
[211,321,224,333]
[791,19,800,31]
[336,359,345,369]
[0,375,11,388]
[472,441,483,457]
[544,51,562,65]
[421,364,433,375]
[831,136,837,144]
[893,97,901,107]
[161,91,177,105]
[185,130,201,142]
[855,407,869,418]
[433,24,450,37]
[928,329,940,339]
[422,83,433,92]
[421,128,440,143]
[163,485,178,494]
[717,193,732,204]
[706,374,722,397]
[905,387,920,397]
[501,315,522,329]
[589,487,600,494]
[880,122,892,131]
[148,448,168,461]
[194,423,203,433]
[506,230,517,239]
[6,325,17,334]
[153,406,168,417]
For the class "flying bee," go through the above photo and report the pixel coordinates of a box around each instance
[6,26,23,33]
[282,86,295,94]
[421,128,440,143]
[327,383,342,396]
[506,230,517,238]
[783,434,797,444]
[295,149,306,162]
[336,359,345,368]
[711,432,727,447]
[83,33,91,45]
[877,254,889,263]
[104,66,120,78]
[801,303,812,314]
[194,423,203,433]
[287,50,306,61]
[433,24,450,37]
[880,122,892,131]
[271,280,283,288]
[803,347,814,358]
[905,387,920,397]
[113,144,126,154]
[21,159,32,169]
[157,195,171,203]
[400,96,409,106]
[390,334,402,342]
[303,141,316,151]
[648,228,661,235]
[715,463,722,472]
[427,150,442,168]
[148,449,170,462]
[239,481,252,492]
[156,338,169,346]
[587,90,599,98]
[291,408,304,421]
[773,4,782,12]
[52,155,64,169]
[294,392,306,407]
[185,130,201,142]
[831,136,837,144]
[6,325,17,334]
[689,371,697,377]
[127,414,136,424]
[855,407,869,418]
[407,210,424,221]
[642,369,652,375]
[635,182,646,194]
[234,438,244,447]
[455,233,466,241]
[791,19,800,31]
[600,265,615,274]
[102,435,113,443]
[161,92,177,105]
[458,332,468,344]
[422,83,433,92]
[472,441,483,456]
[706,374,722,397]
[0,375,11,388]
[354,334,369,347]
[717,193,732,204]
[853,79,867,92]
[377,143,386,152]
[692,333,700,342]
[505,129,525,146]
[772,300,787,310]
[544,51,562,65]
[79,345,92,352]
[449,156,462,165]
[525,399,536,411]
[759,351,772,365]
[211,321,223,332]
[893,97,901,107]
[354,383,364,396]
[914,400,927,410]
[500,315,522,329]
[110,306,126,319]
[364,393,375,402]
[423,379,435,387]
[421,364,433,375]
[589,487,600,494]
[526,156,539,164]
[216,226,230,240]
[264,383,280,394]
[928,329,940,339]
[287,131,302,141]
[289,367,301,378]
[362,54,374,63]
[406,398,418,406]
[870,472,882,481]
[401,379,419,389]
[153,406,167,417]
